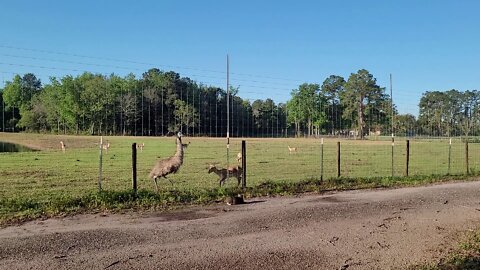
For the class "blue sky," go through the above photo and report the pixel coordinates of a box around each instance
[1,0,479,115]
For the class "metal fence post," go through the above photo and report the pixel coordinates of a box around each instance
[448,138,452,175]
[391,136,395,177]
[465,139,469,175]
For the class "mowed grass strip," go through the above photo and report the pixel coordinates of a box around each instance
[1,132,480,224]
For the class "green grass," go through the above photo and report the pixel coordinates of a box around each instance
[411,229,480,270]
[1,132,480,224]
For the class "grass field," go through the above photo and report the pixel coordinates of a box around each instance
[1,132,480,223]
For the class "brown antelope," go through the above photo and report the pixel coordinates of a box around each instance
[288,145,297,154]
[182,141,191,150]
[102,141,110,154]
[137,142,145,152]
[208,164,242,186]
[236,152,242,163]
[60,141,66,153]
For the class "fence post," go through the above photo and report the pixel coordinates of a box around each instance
[391,136,395,177]
[465,139,469,175]
[448,138,452,175]
[98,136,103,192]
[132,143,137,194]
[320,138,324,182]
[241,140,247,189]
[337,141,341,178]
[405,140,410,176]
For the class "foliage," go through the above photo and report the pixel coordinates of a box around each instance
[412,229,480,270]
[0,67,478,138]
[342,69,390,139]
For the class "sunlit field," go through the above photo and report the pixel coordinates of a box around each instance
[1,132,479,222]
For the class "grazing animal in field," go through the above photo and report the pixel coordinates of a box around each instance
[288,145,297,154]
[236,152,242,163]
[149,133,184,192]
[60,141,66,153]
[208,164,242,186]
[137,142,145,152]
[102,141,110,154]
[182,141,191,150]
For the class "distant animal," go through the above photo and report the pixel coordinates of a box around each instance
[137,142,145,152]
[236,152,242,163]
[149,132,184,192]
[288,146,297,154]
[102,141,110,154]
[182,141,191,150]
[208,164,242,186]
[60,141,66,153]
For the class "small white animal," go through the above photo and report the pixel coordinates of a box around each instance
[137,142,145,152]
[60,141,66,153]
[102,141,110,154]
[236,152,242,163]
[288,146,297,154]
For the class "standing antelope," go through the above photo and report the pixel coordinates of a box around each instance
[182,141,191,150]
[60,141,66,153]
[208,164,242,186]
[288,146,297,154]
[102,141,110,154]
[137,142,145,152]
[236,152,242,163]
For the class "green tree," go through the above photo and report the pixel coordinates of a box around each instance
[394,114,417,136]
[342,69,386,139]
[287,83,324,137]
[321,75,346,135]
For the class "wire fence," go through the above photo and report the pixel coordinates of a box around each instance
[2,131,480,209]
[1,45,480,200]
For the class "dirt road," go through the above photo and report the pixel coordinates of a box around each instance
[2,181,480,270]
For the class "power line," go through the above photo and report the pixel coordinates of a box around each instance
[0,62,296,92]
[0,53,302,87]
[0,44,305,83]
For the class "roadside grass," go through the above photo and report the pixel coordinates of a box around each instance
[1,132,480,225]
[411,229,480,270]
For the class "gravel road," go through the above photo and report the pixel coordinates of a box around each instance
[2,181,480,270]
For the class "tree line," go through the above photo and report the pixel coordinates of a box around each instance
[0,68,478,138]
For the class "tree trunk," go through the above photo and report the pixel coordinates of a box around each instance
[358,97,365,139]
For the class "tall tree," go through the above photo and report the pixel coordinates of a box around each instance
[342,69,385,139]
[321,75,346,135]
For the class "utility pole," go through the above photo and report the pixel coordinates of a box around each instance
[2,77,4,132]
[390,74,394,177]
[390,73,394,137]
[226,55,230,172]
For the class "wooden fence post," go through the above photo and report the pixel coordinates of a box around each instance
[337,141,341,178]
[132,143,137,193]
[405,140,410,176]
[241,140,247,189]
[98,136,103,192]
[320,138,324,182]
